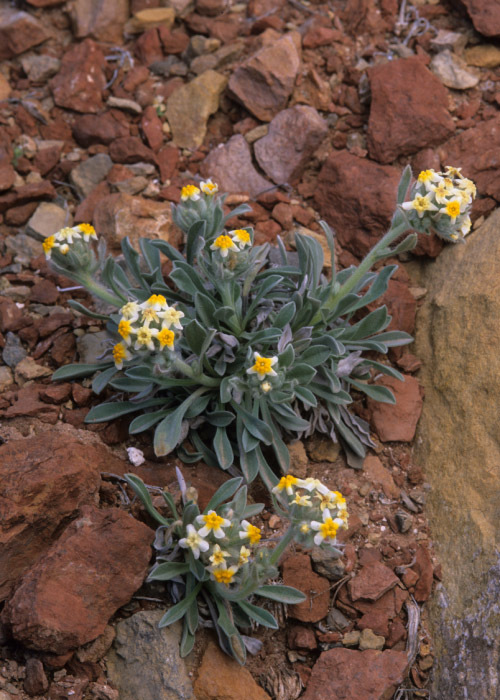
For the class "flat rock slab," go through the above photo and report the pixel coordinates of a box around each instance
[201,135,271,197]
[282,553,330,622]
[2,506,153,653]
[348,562,399,603]
[0,433,103,600]
[50,38,106,114]
[106,611,195,700]
[367,374,423,443]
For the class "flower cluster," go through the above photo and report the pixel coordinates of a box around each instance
[113,294,185,369]
[43,223,97,259]
[272,474,348,547]
[402,166,476,242]
[178,508,262,586]
[180,179,219,202]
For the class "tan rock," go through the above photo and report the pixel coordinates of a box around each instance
[126,7,176,33]
[14,357,52,384]
[430,50,480,90]
[0,74,11,101]
[166,70,227,149]
[415,207,500,696]
[287,440,308,478]
[194,642,271,699]
[306,435,340,462]
[363,455,400,499]
[70,0,129,43]
[465,44,500,68]
[358,628,385,651]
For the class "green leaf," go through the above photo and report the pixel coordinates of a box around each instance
[204,476,243,513]
[154,390,207,456]
[150,238,185,263]
[213,427,234,470]
[109,376,154,393]
[278,344,295,368]
[397,164,412,204]
[52,362,112,381]
[92,366,117,395]
[194,292,217,327]
[236,601,278,629]
[206,410,235,427]
[255,585,307,604]
[158,582,202,627]
[129,410,170,434]
[273,301,296,329]
[287,363,316,384]
[343,306,390,340]
[148,562,190,581]
[231,402,273,445]
[348,379,396,404]
[123,473,171,526]
[186,220,207,265]
[67,300,111,320]
[85,398,165,423]
[294,385,317,407]
[180,621,195,657]
[388,233,418,256]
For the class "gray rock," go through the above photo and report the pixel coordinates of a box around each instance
[27,202,70,239]
[106,611,194,700]
[2,332,27,368]
[4,233,42,266]
[21,54,61,83]
[327,608,350,631]
[430,50,480,90]
[76,331,110,364]
[201,135,271,197]
[310,546,345,581]
[107,96,143,115]
[70,153,113,197]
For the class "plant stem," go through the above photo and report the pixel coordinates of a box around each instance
[268,526,295,566]
[78,273,125,308]
[173,357,220,388]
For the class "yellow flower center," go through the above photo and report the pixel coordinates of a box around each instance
[113,343,126,361]
[203,512,225,530]
[118,320,132,339]
[213,234,234,250]
[204,183,217,193]
[413,195,432,213]
[78,223,96,237]
[276,475,298,492]
[239,546,251,565]
[136,328,153,345]
[320,517,338,540]
[233,229,251,244]
[445,201,460,218]
[42,236,55,254]
[213,569,235,586]
[246,524,261,545]
[181,185,200,199]
[253,357,273,374]
[142,308,159,324]
[417,169,434,183]
[146,294,166,307]
[158,328,175,348]
[210,549,227,565]
[300,523,310,534]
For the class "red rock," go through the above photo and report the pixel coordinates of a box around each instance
[282,553,330,622]
[30,279,59,305]
[141,105,164,152]
[51,332,76,364]
[376,279,417,336]
[40,383,73,404]
[385,618,407,649]
[1,385,59,424]
[4,201,39,225]
[315,150,401,258]
[410,545,433,602]
[50,39,107,114]
[72,384,93,406]
[367,57,455,164]
[135,28,163,66]
[93,193,173,249]
[122,65,150,92]
[0,181,56,214]
[158,27,190,54]
[412,232,444,258]
[0,8,48,59]
[438,115,500,201]
[196,0,227,15]
[0,161,15,192]
[24,657,49,696]
[254,105,327,185]
[33,145,62,176]
[461,0,500,37]
[367,374,423,443]
[402,568,419,589]
[272,202,293,229]
[288,625,317,650]
[302,648,408,700]
[109,137,157,165]
[342,0,386,35]
[74,181,111,223]
[228,32,301,121]
[201,135,271,197]
[156,145,179,182]
[73,112,129,147]
[303,25,342,49]
[70,0,129,44]
[2,505,153,653]
[194,641,271,699]
[364,456,400,499]
[349,562,399,603]
[36,311,73,337]
[0,298,26,332]
[0,433,103,600]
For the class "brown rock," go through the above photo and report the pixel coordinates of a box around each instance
[50,39,107,114]
[73,113,129,147]
[288,625,317,650]
[156,145,179,182]
[0,8,48,59]
[377,280,416,336]
[228,32,301,121]
[135,28,163,65]
[0,433,102,600]
[201,135,271,197]
[302,648,408,700]
[158,27,190,54]
[1,385,60,424]
[109,137,157,165]
[0,163,15,192]
[0,74,11,101]
[254,105,327,185]
[70,0,129,43]
[194,642,271,700]
[410,545,433,602]
[74,181,111,223]
[438,115,500,201]
[364,455,400,499]
[461,0,500,38]
[33,145,62,177]
[0,297,26,333]
[72,383,94,406]
[2,505,153,653]
[141,105,164,152]
[24,657,49,696]
[315,150,401,258]
[367,57,455,164]
[93,193,174,250]
[349,562,399,602]
[367,374,423,443]
[40,383,73,404]
[282,553,330,622]
[0,181,56,214]
[30,279,59,305]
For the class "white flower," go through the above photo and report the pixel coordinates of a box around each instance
[310,508,343,546]
[158,306,185,330]
[209,544,230,567]
[120,301,141,323]
[140,294,168,311]
[238,546,251,565]
[246,352,278,380]
[238,520,262,544]
[181,185,200,201]
[200,179,218,195]
[402,194,438,218]
[179,524,209,559]
[297,477,330,495]
[210,234,239,258]
[195,511,232,539]
[134,325,159,352]
[55,227,81,244]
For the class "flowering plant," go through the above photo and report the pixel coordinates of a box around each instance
[51,166,475,479]
[124,470,347,662]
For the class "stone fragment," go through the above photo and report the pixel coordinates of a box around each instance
[166,70,227,149]
[109,137,156,165]
[430,29,467,53]
[0,8,48,59]
[50,39,107,114]
[27,202,69,238]
[0,433,102,600]
[358,628,385,651]
[342,630,361,647]
[288,626,317,650]
[21,54,61,82]
[33,144,62,176]
[348,562,399,602]
[127,7,176,33]
[364,455,400,499]
[2,506,153,652]
[194,641,270,700]
[311,547,345,581]
[430,50,480,90]
[77,625,115,663]
[76,330,109,364]
[73,113,130,147]
[460,0,500,38]
[254,106,327,185]
[14,357,52,384]
[465,44,500,68]
[306,435,340,463]
[410,545,434,603]
[107,96,143,115]
[2,332,27,368]
[0,181,56,214]
[0,367,13,391]
[282,553,330,622]
[24,658,49,696]
[201,135,271,197]
[0,161,15,192]
[287,440,308,478]
[70,0,129,43]
[70,154,113,198]
[0,75,11,102]
[301,648,408,700]
[0,298,26,333]
[93,194,174,250]
[228,32,301,121]
[367,374,423,443]
[141,105,164,151]
[315,150,401,258]
[438,115,500,201]
[367,57,455,164]
[30,279,60,305]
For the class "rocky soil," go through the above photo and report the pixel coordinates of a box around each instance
[0,0,499,698]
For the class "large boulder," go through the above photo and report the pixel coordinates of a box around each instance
[415,208,500,697]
